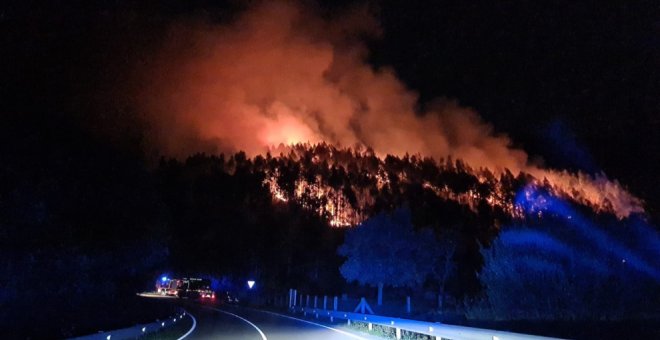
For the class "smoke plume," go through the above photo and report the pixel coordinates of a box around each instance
[133,1,643,218]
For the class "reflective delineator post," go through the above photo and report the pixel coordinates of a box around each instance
[333,296,338,311]
[406,296,411,314]
[323,295,327,310]
[314,296,318,308]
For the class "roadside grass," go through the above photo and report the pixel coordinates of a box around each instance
[348,320,433,340]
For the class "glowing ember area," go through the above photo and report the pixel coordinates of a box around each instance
[527,169,644,219]
[422,182,524,219]
[255,144,642,227]
[265,170,364,227]
[135,1,644,222]
[264,172,288,202]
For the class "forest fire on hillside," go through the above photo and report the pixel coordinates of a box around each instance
[257,144,641,227]
[133,1,643,223]
[265,170,363,227]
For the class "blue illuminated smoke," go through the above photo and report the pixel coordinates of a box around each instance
[497,229,611,276]
[513,185,660,281]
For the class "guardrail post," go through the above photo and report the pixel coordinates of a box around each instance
[333,296,338,311]
[323,295,327,310]
[314,296,318,308]
[406,296,411,314]
[368,322,372,331]
[306,295,310,307]
[396,327,401,339]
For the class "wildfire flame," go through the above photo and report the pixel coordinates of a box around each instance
[257,144,642,227]
[134,1,644,222]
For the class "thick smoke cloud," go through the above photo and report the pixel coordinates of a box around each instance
[137,1,524,170]
[134,1,643,218]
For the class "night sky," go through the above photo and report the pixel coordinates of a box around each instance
[2,0,659,219]
[369,1,660,218]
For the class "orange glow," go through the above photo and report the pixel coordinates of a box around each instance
[259,109,321,147]
[259,145,642,227]
[135,1,644,221]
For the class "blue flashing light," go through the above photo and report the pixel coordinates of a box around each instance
[161,276,168,282]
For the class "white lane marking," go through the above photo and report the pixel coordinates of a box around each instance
[177,308,197,340]
[254,309,368,340]
[205,307,268,340]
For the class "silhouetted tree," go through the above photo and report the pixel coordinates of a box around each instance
[469,222,660,321]
[338,208,438,305]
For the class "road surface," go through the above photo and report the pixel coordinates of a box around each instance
[182,302,376,340]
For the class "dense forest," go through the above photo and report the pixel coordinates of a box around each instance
[158,143,659,298]
[1,117,658,338]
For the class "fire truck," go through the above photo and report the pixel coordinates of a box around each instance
[156,277,215,299]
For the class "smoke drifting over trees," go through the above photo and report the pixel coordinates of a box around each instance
[136,1,525,170]
[130,1,642,218]
[2,1,657,338]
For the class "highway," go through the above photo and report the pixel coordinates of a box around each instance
[182,302,376,340]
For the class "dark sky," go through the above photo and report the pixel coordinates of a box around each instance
[367,1,660,213]
[2,0,659,217]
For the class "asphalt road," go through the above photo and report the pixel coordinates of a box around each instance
[182,302,376,340]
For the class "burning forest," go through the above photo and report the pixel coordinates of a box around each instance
[169,143,642,229]
[4,1,659,338]
[5,0,660,339]
[131,1,642,223]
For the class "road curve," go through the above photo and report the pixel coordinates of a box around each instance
[183,303,372,340]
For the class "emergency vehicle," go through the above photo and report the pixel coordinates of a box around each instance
[156,277,215,299]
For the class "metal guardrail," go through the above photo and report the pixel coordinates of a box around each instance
[293,306,564,340]
[67,308,193,340]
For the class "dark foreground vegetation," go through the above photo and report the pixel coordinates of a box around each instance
[2,1,659,338]
[2,114,658,338]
